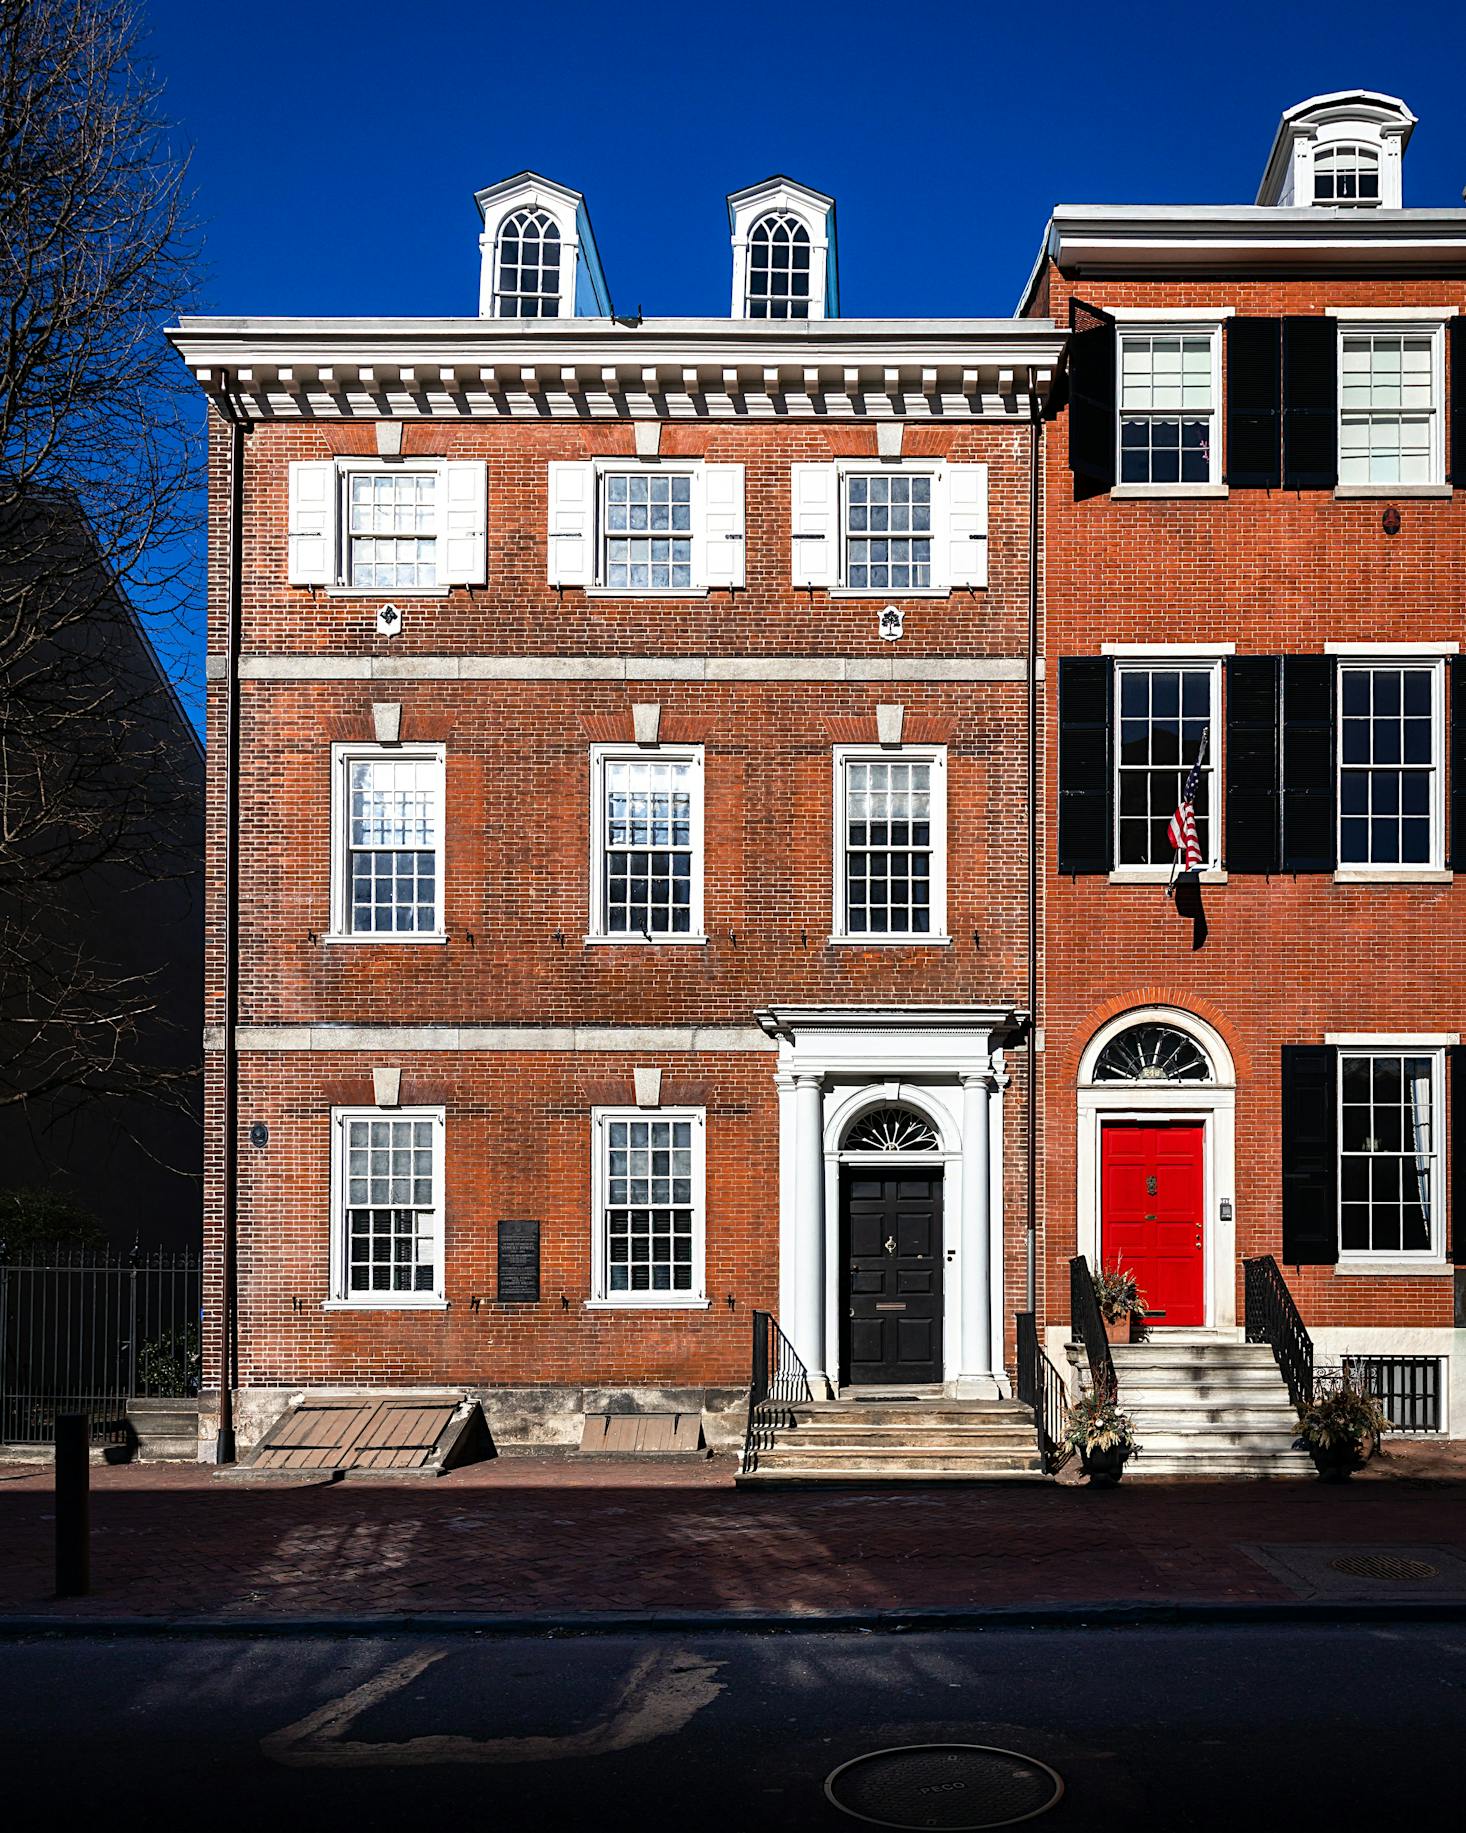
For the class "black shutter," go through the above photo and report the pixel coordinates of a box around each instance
[1224,318,1282,489]
[1224,656,1281,873]
[1451,1046,1466,1269]
[1280,655,1336,873]
[1057,657,1113,874]
[1281,1045,1339,1266]
[1067,297,1116,496]
[1449,317,1466,489]
[1282,317,1338,490]
[1451,655,1466,871]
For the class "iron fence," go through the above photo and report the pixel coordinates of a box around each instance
[1015,1310,1073,1472]
[0,1246,202,1445]
[741,1309,813,1474]
[1344,1355,1443,1434]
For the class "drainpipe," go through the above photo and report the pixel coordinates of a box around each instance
[213,377,247,1464]
[1026,383,1043,1316]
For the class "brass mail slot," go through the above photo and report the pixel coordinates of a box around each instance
[874,1302,907,1311]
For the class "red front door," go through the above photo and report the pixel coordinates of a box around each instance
[1100,1122,1205,1328]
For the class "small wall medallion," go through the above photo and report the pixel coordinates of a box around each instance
[878,605,905,642]
[376,603,402,638]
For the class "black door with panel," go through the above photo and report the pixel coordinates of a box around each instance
[841,1167,944,1385]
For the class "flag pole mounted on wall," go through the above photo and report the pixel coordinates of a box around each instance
[1166,723,1210,900]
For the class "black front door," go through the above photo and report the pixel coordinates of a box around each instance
[841,1166,943,1385]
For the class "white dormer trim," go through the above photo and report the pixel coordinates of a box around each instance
[475,173,583,320]
[1256,90,1416,210]
[727,176,836,322]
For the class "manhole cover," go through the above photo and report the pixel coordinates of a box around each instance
[824,1744,1063,1830]
[1328,1554,1438,1582]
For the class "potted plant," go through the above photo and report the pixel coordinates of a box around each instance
[1093,1262,1147,1346]
[1295,1370,1389,1481]
[1064,1387,1141,1485]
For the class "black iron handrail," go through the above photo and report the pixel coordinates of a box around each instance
[741,1309,812,1474]
[1244,1254,1314,1412]
[1016,1310,1073,1472]
[1069,1256,1117,1402]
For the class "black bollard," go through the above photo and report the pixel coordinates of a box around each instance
[54,1412,90,1598]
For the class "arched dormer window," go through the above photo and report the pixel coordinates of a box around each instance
[747,212,811,319]
[1093,1023,1212,1085]
[1313,143,1381,206]
[495,210,562,316]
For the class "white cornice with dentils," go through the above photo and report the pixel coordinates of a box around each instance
[165,316,1065,422]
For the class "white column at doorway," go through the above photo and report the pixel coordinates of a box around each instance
[958,1069,1000,1397]
[791,1072,828,1391]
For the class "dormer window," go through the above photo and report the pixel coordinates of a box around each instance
[747,212,811,319]
[1313,144,1380,207]
[495,209,562,316]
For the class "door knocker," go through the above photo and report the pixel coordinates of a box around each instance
[884,1235,896,1255]
[1146,1175,1158,1196]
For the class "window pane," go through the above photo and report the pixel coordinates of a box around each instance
[844,758,935,934]
[1114,667,1215,866]
[1338,1053,1436,1256]
[603,757,695,933]
[347,758,439,932]
[603,1116,697,1296]
[495,210,562,316]
[344,1116,438,1295]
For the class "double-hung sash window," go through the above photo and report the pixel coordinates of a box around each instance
[287,460,488,591]
[843,473,933,591]
[604,471,693,590]
[1338,327,1443,486]
[1118,329,1219,486]
[346,470,439,589]
[834,747,947,939]
[592,1108,706,1304]
[330,745,446,940]
[332,1108,445,1305]
[1115,663,1218,869]
[1338,662,1442,868]
[1339,1052,1442,1259]
[590,747,704,939]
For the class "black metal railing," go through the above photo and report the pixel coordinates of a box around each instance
[1243,1254,1314,1413]
[1016,1310,1073,1472]
[741,1309,813,1474]
[0,1246,202,1445]
[1345,1354,1443,1434]
[1068,1255,1117,1402]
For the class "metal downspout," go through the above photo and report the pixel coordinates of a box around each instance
[1026,385,1043,1316]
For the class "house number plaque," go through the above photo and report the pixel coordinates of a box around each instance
[497,1219,541,1303]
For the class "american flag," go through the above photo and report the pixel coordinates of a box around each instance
[1167,734,1207,874]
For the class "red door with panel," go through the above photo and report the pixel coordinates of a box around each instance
[1100,1122,1205,1328]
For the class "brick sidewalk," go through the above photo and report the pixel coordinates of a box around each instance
[2,1441,1464,1622]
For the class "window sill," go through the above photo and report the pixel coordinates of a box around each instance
[1333,484,1452,500]
[1109,483,1229,500]
[323,587,453,599]
[1332,1261,1452,1278]
[322,1298,451,1311]
[583,1297,711,1311]
[1332,869,1452,885]
[582,934,708,946]
[1109,868,1227,886]
[827,934,952,947]
[827,588,955,599]
[321,932,450,945]
[583,588,710,600]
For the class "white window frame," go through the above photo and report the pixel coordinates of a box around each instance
[1110,656,1223,880]
[1335,656,1446,876]
[493,207,565,318]
[326,743,448,944]
[1334,317,1448,492]
[1312,143,1382,208]
[587,744,706,944]
[1336,1048,1446,1268]
[332,460,450,597]
[831,459,948,596]
[744,210,814,320]
[831,745,949,944]
[327,1105,448,1309]
[1113,320,1224,494]
[590,459,704,597]
[588,1106,708,1309]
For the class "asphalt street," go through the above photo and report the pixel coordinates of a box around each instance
[2,1623,1463,1831]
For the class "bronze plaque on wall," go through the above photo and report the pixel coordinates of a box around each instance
[496,1219,541,1303]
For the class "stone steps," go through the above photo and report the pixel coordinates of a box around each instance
[1105,1340,1310,1481]
[126,1399,199,1462]
[738,1397,1045,1485]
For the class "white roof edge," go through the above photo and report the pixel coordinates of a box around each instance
[472,170,584,220]
[170,313,1055,335]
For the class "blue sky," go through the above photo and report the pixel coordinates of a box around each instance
[144,0,1466,715]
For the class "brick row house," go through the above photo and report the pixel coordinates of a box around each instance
[171,89,1466,1472]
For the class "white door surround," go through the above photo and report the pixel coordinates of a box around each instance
[1075,1006,1238,1333]
[756,1004,1021,1398]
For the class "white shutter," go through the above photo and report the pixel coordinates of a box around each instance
[790,462,837,588]
[547,461,595,586]
[700,463,745,589]
[441,461,487,584]
[288,461,337,586]
[945,462,989,590]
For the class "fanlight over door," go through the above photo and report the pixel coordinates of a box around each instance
[841,1105,940,1153]
[1093,1023,1211,1085]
